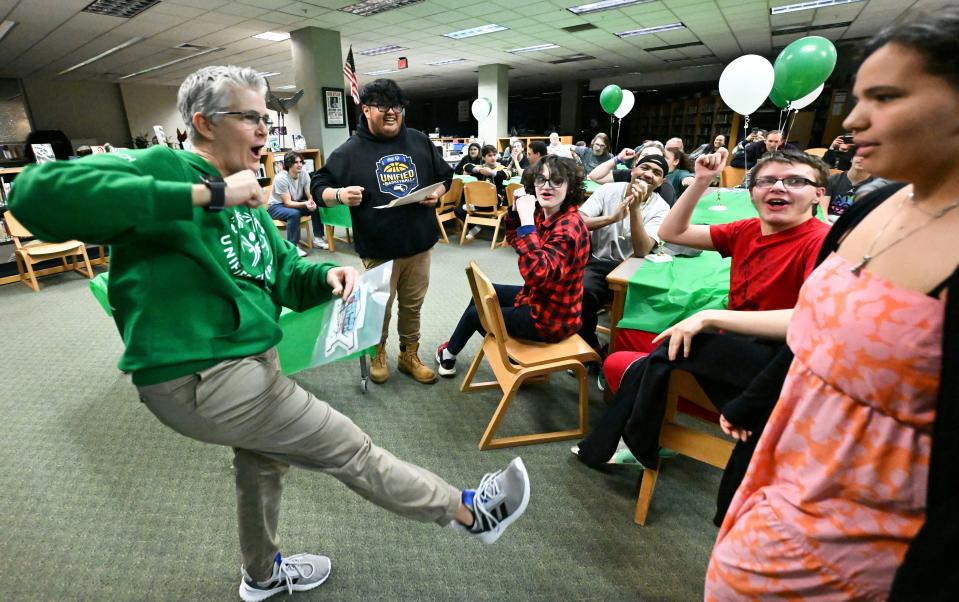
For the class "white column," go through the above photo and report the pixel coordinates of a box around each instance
[290,27,350,159]
[477,64,508,146]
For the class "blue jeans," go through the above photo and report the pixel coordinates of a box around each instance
[267,203,323,245]
[447,284,545,355]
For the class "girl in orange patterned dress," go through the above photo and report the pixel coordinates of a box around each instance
[702,8,959,600]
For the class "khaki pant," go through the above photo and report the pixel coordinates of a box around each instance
[137,348,460,581]
[361,249,431,346]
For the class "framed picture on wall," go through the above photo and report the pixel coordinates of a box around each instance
[323,87,346,128]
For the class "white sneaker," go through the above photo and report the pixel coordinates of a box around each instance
[465,226,482,240]
[238,552,331,602]
[452,457,530,544]
[313,237,329,250]
[296,247,307,257]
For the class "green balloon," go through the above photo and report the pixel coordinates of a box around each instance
[773,36,837,101]
[769,86,789,109]
[599,85,623,115]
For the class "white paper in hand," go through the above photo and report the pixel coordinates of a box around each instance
[374,181,446,209]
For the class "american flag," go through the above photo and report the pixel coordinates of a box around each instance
[343,46,359,105]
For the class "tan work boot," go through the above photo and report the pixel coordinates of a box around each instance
[370,342,389,384]
[398,342,438,384]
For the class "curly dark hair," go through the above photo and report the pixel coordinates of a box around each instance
[750,150,830,189]
[666,147,693,172]
[283,151,303,170]
[864,6,959,92]
[359,78,408,108]
[520,155,586,210]
[480,144,497,158]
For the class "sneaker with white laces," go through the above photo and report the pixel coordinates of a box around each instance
[451,457,530,544]
[435,341,456,377]
[465,225,482,240]
[296,247,307,257]
[238,552,331,602]
[312,236,329,250]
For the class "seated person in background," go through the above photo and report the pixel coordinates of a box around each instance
[573,133,614,174]
[578,154,670,355]
[454,142,482,175]
[457,144,514,240]
[435,156,590,376]
[547,131,573,158]
[824,153,884,220]
[527,140,547,166]
[822,133,855,170]
[574,149,830,469]
[665,137,684,153]
[588,143,677,206]
[498,136,519,164]
[665,147,694,198]
[730,129,765,162]
[687,134,726,161]
[267,151,326,254]
[506,139,529,174]
[730,130,798,168]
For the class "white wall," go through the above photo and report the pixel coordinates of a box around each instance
[21,78,130,147]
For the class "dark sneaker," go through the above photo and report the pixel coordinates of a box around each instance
[454,457,530,544]
[239,552,331,602]
[435,341,457,377]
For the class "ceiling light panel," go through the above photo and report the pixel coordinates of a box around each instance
[615,22,686,38]
[118,47,224,80]
[770,0,864,15]
[82,0,159,19]
[364,68,400,75]
[509,43,560,53]
[567,0,653,15]
[358,45,406,56]
[58,37,145,76]
[341,0,425,17]
[0,20,15,43]
[426,58,467,66]
[253,32,291,41]
[443,24,508,39]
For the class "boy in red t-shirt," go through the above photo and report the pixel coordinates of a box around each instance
[576,149,830,482]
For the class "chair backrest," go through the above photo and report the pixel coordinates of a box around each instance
[438,178,463,211]
[463,181,498,211]
[465,261,512,363]
[505,183,523,208]
[720,166,746,188]
[261,185,273,206]
[804,147,828,158]
[3,210,31,239]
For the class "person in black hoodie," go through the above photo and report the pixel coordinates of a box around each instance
[312,79,452,385]
[453,142,481,175]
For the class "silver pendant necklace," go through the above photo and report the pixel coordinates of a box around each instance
[850,191,959,275]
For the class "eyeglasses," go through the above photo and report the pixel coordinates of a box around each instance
[368,104,405,113]
[752,176,818,189]
[211,111,273,128]
[533,175,567,188]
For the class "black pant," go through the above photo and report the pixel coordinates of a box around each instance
[579,257,620,351]
[576,332,781,469]
[447,284,546,354]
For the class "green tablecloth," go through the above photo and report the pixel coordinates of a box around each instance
[618,189,754,333]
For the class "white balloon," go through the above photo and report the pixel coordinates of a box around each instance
[718,55,775,115]
[790,83,825,111]
[471,98,491,121]
[614,89,635,119]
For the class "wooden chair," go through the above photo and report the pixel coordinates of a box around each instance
[436,177,464,244]
[459,181,507,250]
[804,147,828,158]
[505,182,523,209]
[461,261,600,450]
[634,369,735,525]
[4,210,94,292]
[263,185,313,251]
[720,166,746,188]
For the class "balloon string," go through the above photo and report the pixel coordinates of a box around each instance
[616,117,622,153]
[783,109,799,142]
[743,114,750,177]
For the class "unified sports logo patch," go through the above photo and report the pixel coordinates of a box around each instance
[375,154,419,197]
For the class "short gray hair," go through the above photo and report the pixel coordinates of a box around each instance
[177,65,266,142]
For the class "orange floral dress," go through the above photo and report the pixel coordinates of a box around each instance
[705,252,941,600]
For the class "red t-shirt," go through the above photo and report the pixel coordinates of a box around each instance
[709,217,829,311]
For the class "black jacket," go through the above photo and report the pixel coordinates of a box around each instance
[312,119,453,260]
[729,140,799,168]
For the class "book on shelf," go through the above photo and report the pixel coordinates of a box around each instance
[273,160,284,174]
[292,134,306,151]
[303,159,315,174]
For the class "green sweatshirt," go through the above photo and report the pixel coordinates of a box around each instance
[8,145,337,385]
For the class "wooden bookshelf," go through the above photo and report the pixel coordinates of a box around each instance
[259,148,323,182]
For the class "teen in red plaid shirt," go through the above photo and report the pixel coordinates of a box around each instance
[435,155,590,376]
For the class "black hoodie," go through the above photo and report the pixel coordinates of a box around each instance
[311,119,453,260]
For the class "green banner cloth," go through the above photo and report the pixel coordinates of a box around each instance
[317,204,352,229]
[618,189,754,333]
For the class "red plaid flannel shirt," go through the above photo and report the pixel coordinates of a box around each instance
[505,204,590,341]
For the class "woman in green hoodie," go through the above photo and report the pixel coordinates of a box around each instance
[8,65,529,602]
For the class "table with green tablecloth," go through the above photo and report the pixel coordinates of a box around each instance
[609,189,756,343]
